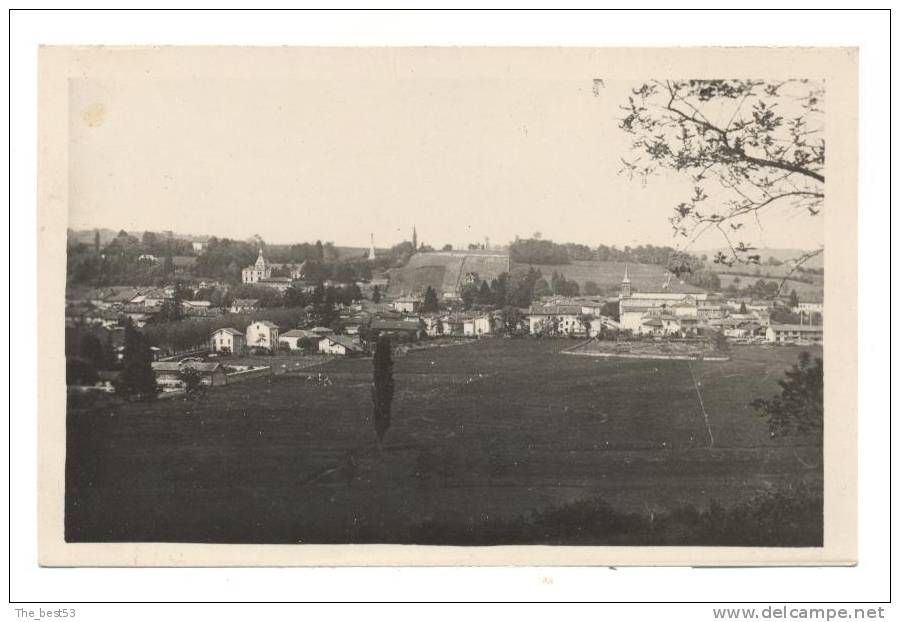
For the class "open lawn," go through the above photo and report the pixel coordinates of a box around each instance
[66,339,822,544]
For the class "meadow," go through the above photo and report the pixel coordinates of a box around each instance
[65,339,823,545]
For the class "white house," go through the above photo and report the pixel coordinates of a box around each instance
[245,320,280,352]
[463,315,492,336]
[765,324,824,345]
[797,302,824,314]
[318,335,364,356]
[638,311,682,336]
[192,240,208,253]
[391,296,422,314]
[526,305,584,336]
[422,315,446,337]
[210,327,245,355]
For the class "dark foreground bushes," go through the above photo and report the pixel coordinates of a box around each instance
[405,485,822,547]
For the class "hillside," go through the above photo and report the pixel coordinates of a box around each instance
[388,251,510,295]
[695,250,824,302]
[694,247,824,270]
[389,252,709,298]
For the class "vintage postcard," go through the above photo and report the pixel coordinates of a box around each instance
[38,46,857,566]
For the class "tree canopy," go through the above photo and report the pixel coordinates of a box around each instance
[751,352,823,437]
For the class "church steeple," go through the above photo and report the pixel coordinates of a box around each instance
[368,233,376,261]
[620,264,632,298]
[255,248,267,270]
[412,226,418,251]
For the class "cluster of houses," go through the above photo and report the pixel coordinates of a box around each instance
[65,283,227,330]
[69,262,824,378]
[382,267,823,345]
[64,250,364,332]
[210,319,372,357]
[615,267,822,344]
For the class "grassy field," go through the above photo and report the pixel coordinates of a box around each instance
[65,339,822,544]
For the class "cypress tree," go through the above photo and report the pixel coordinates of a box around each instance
[422,286,439,312]
[371,335,394,443]
[117,320,158,401]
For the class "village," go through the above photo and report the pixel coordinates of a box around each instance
[64,229,824,397]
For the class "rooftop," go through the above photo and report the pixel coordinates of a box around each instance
[211,327,243,336]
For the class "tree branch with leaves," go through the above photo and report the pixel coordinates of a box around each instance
[619,79,824,283]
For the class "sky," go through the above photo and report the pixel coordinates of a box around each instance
[67,52,824,253]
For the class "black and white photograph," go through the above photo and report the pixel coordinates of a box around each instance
[35,44,859,567]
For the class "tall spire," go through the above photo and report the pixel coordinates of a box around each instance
[368,233,376,261]
[412,226,418,250]
[620,263,632,298]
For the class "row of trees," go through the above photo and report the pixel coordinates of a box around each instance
[420,267,621,315]
[507,238,722,291]
[67,230,190,287]
[68,229,381,288]
[722,277,788,300]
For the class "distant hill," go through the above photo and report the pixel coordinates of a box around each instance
[515,260,706,296]
[389,252,708,298]
[690,248,824,302]
[693,247,824,270]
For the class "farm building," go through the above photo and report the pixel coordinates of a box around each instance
[765,324,824,345]
[463,314,493,336]
[525,305,584,336]
[151,361,227,392]
[210,327,245,355]
[245,321,280,352]
[318,335,364,356]
[391,296,422,314]
[638,311,682,336]
[230,299,259,314]
[279,329,322,351]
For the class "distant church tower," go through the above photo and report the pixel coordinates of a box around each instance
[412,226,418,250]
[368,233,376,261]
[619,264,632,299]
[242,248,272,284]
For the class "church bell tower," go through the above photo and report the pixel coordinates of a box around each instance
[620,264,632,299]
